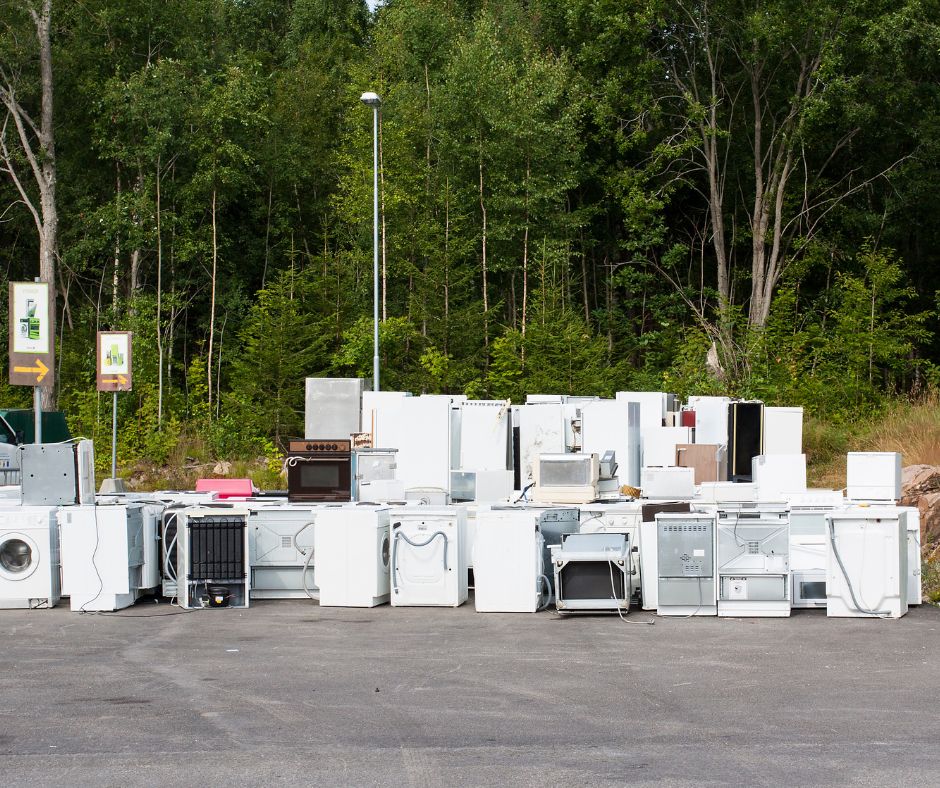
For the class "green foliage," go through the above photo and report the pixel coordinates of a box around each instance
[1,0,939,478]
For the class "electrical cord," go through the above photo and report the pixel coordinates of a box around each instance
[537,574,553,611]
[391,527,449,595]
[606,546,655,624]
[828,519,891,617]
[302,547,317,602]
[514,483,535,504]
[78,504,105,614]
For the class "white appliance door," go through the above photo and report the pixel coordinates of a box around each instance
[828,522,901,612]
[459,402,510,471]
[581,400,640,487]
[763,407,803,454]
[374,524,391,599]
[379,397,452,492]
[392,522,456,605]
[473,518,538,612]
[518,404,565,484]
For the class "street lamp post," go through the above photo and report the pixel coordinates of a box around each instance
[360,91,382,393]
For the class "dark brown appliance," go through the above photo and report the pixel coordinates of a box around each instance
[286,438,352,502]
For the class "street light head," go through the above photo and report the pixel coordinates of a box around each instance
[360,91,382,107]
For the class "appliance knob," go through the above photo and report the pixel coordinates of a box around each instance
[305,443,313,451]
[331,443,337,450]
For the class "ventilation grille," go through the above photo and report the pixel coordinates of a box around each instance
[188,517,246,582]
[747,541,760,554]
[663,524,708,532]
[281,536,293,549]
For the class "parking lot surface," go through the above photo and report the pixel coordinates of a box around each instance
[1,600,938,786]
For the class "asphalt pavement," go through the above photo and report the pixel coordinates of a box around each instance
[1,599,938,786]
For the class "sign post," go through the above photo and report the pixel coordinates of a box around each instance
[8,281,55,442]
[96,331,133,480]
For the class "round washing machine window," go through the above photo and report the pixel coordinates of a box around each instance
[0,534,38,580]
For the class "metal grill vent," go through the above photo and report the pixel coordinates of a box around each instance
[747,541,760,554]
[281,536,293,549]
[188,516,246,582]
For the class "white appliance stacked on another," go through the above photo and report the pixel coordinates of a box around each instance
[58,502,150,612]
[580,400,641,488]
[389,506,468,607]
[846,452,902,503]
[0,503,61,609]
[315,504,391,607]
[640,466,696,500]
[450,400,513,503]
[685,396,731,447]
[752,454,807,501]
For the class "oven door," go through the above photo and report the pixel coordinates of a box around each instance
[791,571,827,608]
[288,456,352,502]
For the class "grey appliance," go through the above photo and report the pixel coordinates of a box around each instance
[20,440,95,506]
[247,503,320,599]
[305,378,366,440]
[716,507,790,616]
[449,470,514,503]
[656,512,717,616]
[552,532,631,613]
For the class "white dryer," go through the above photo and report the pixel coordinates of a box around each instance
[315,504,391,607]
[389,506,467,606]
[0,504,61,609]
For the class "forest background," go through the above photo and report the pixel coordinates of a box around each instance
[2,0,940,487]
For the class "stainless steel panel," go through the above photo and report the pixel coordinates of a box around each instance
[658,576,716,606]
[304,378,365,440]
[657,519,714,577]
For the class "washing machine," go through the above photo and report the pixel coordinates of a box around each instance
[0,504,61,609]
[389,506,467,607]
[314,504,390,607]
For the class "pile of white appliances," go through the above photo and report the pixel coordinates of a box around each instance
[0,376,924,623]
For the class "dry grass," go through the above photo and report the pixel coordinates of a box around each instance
[806,393,940,489]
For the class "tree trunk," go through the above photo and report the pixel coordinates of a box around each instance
[207,185,218,415]
[478,156,488,351]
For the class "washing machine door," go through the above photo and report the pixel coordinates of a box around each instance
[0,532,40,581]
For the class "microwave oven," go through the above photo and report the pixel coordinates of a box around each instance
[532,453,599,504]
[287,439,352,502]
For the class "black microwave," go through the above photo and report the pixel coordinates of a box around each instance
[286,439,352,502]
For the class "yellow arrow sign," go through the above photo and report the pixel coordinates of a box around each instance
[102,375,128,385]
[13,358,49,382]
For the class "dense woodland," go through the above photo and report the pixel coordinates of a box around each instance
[1,0,939,467]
